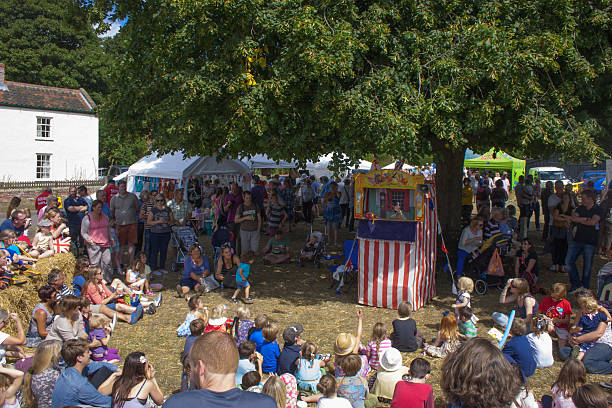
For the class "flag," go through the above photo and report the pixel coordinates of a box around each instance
[53,236,71,253]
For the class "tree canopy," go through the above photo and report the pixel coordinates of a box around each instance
[85,0,610,233]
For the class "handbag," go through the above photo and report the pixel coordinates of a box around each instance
[200,275,220,292]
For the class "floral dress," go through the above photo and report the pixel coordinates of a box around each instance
[235,319,255,345]
[280,373,298,408]
[31,366,61,408]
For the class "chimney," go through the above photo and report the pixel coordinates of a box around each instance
[0,63,7,91]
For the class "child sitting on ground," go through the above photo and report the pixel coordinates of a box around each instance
[88,314,121,363]
[0,250,14,290]
[423,312,460,358]
[30,219,54,259]
[176,295,208,337]
[570,297,611,360]
[502,318,537,379]
[242,371,263,392]
[540,358,586,408]
[336,354,370,408]
[391,358,434,408]
[233,305,255,346]
[279,324,305,375]
[457,308,477,340]
[538,282,572,348]
[205,303,233,333]
[126,253,153,296]
[262,229,291,264]
[509,363,538,408]
[571,383,608,408]
[249,314,270,353]
[0,365,24,408]
[361,322,392,371]
[231,251,255,304]
[236,340,263,387]
[372,347,409,402]
[527,316,553,368]
[315,374,352,408]
[260,323,281,374]
[390,301,421,352]
[296,341,327,392]
[180,318,206,391]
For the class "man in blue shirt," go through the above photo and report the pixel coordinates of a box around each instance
[64,186,89,255]
[0,210,28,237]
[164,332,275,408]
[51,338,118,408]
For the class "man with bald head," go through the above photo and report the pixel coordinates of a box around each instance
[163,332,275,408]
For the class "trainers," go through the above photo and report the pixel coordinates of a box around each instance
[146,304,157,314]
[244,297,254,304]
[154,293,162,307]
[229,297,239,303]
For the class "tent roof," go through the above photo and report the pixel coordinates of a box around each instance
[127,152,200,180]
[382,162,416,170]
[185,155,249,176]
[464,148,525,169]
[241,154,296,169]
[306,154,371,178]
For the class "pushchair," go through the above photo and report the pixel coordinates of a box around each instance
[297,226,326,268]
[170,226,199,272]
[328,239,359,294]
[211,226,235,267]
[465,233,512,295]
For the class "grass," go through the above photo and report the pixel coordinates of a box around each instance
[108,220,608,407]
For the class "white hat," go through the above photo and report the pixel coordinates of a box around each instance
[379,347,403,372]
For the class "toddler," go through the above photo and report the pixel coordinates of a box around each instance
[372,347,409,401]
[296,341,327,392]
[315,374,352,408]
[236,340,263,387]
[458,307,477,340]
[527,316,553,368]
[300,234,319,261]
[89,314,121,363]
[231,251,255,304]
[126,252,153,295]
[30,219,54,259]
[0,250,14,290]
[391,358,434,408]
[260,323,281,374]
[423,312,460,358]
[336,354,369,408]
[538,282,572,348]
[233,305,255,345]
[249,314,270,353]
[361,322,392,371]
[176,295,208,337]
[570,297,611,360]
[502,318,537,378]
[390,301,421,352]
[205,303,233,333]
[452,277,476,321]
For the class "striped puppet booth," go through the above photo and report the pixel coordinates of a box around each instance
[354,170,437,310]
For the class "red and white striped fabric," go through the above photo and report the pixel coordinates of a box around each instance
[358,193,437,310]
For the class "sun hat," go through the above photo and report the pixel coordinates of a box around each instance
[334,333,356,356]
[379,347,403,372]
[38,219,52,227]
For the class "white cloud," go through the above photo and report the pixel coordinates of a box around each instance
[98,20,122,38]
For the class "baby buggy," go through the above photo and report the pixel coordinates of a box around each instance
[297,228,325,268]
[465,233,512,295]
[211,226,235,267]
[171,225,199,272]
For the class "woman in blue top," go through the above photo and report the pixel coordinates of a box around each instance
[323,181,342,246]
[177,245,210,299]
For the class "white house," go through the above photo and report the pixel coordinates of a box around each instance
[0,63,99,182]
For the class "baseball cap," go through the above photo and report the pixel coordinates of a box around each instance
[282,324,304,344]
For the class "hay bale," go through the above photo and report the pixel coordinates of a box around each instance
[0,253,75,336]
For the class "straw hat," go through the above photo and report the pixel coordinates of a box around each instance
[379,347,403,372]
[334,333,356,356]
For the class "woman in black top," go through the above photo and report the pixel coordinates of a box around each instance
[146,194,176,272]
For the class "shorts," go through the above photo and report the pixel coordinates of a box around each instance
[118,223,138,245]
[180,277,200,290]
[555,327,569,340]
[236,280,250,289]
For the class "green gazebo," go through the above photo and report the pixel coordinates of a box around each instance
[464,149,525,187]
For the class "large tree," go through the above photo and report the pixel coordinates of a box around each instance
[86,0,609,239]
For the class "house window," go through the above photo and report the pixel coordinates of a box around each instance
[36,117,51,139]
[36,154,51,179]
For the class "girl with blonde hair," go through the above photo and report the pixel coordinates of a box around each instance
[23,340,62,408]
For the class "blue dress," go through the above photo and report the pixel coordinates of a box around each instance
[324,195,342,224]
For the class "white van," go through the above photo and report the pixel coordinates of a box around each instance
[528,167,571,185]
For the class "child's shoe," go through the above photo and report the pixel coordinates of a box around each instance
[229,297,239,304]
[244,297,254,304]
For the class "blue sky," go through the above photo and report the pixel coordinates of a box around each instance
[99,18,127,38]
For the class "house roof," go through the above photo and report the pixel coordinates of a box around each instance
[0,81,97,114]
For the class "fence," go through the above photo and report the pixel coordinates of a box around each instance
[0,179,104,191]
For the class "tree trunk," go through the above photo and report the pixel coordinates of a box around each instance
[434,145,465,256]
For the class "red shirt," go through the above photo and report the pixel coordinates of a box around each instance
[538,296,572,330]
[35,191,51,211]
[104,184,119,205]
[391,381,434,408]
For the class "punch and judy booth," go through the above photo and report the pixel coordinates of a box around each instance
[354,170,437,310]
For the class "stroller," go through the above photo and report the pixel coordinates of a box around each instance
[170,225,199,272]
[297,228,325,268]
[465,233,512,295]
[328,239,359,294]
[211,226,235,267]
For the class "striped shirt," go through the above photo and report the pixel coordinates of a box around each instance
[57,284,74,300]
[362,339,392,370]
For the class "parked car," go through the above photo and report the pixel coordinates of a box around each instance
[528,166,571,185]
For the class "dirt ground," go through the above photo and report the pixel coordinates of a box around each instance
[2,194,609,406]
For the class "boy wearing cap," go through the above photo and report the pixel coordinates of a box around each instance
[278,324,304,375]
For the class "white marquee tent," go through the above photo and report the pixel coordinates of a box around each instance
[241,154,297,170]
[306,154,372,179]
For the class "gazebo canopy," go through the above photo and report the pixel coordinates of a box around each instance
[464,148,525,187]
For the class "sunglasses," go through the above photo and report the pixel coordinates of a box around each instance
[156,199,165,202]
